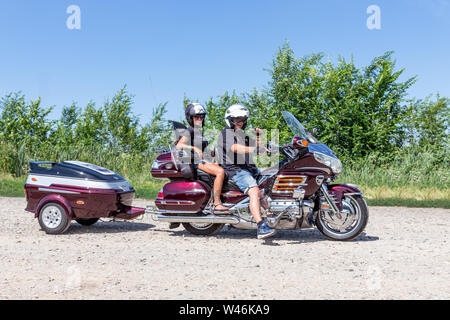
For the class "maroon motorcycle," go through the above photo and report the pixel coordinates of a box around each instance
[147,111,368,241]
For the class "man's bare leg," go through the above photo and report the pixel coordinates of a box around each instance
[247,186,263,224]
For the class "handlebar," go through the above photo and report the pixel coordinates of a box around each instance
[265,142,296,159]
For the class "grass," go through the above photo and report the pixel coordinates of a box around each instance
[355,186,450,209]
[131,178,166,199]
[0,174,26,197]
[366,198,449,208]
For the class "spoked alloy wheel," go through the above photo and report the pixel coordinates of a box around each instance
[316,195,369,241]
[38,203,72,235]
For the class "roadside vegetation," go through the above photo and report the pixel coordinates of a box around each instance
[1,42,448,208]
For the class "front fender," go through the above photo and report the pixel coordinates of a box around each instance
[327,184,363,211]
[329,184,363,195]
[35,194,73,219]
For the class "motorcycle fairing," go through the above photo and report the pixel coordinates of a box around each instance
[307,143,338,159]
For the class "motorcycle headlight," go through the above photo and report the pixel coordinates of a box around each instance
[313,152,342,175]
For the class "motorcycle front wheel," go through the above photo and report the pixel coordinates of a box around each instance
[316,195,369,241]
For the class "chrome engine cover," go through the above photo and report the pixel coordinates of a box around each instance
[266,199,301,229]
[229,198,316,230]
[232,202,253,223]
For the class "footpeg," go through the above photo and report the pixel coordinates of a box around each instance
[169,222,180,229]
[213,209,233,216]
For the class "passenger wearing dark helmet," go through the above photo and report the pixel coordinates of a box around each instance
[176,103,228,212]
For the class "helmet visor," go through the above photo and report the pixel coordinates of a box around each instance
[231,116,247,124]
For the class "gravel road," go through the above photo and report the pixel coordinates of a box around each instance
[0,197,449,300]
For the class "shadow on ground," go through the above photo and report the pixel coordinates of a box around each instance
[165,226,379,244]
[64,221,155,234]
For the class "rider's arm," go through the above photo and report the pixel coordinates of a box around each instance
[230,143,254,154]
[176,136,204,158]
[231,128,267,154]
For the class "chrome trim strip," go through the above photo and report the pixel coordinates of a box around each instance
[155,170,179,174]
[275,182,307,186]
[276,175,308,179]
[273,175,308,193]
[157,210,200,214]
[26,175,133,191]
[188,188,208,194]
[38,188,80,195]
[273,186,308,193]
[156,214,240,225]
[293,166,331,174]
[344,192,363,196]
[272,192,303,194]
[156,200,196,205]
[27,173,125,183]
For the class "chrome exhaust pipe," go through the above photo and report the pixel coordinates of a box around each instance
[156,213,240,225]
[148,204,257,229]
[231,219,257,230]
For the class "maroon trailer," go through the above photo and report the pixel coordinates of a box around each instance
[24,161,145,234]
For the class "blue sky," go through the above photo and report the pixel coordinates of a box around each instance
[0,0,449,124]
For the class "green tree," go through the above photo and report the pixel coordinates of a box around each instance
[0,92,53,175]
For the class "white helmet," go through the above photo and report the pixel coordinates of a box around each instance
[225,104,249,128]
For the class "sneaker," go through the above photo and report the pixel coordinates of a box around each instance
[257,220,277,239]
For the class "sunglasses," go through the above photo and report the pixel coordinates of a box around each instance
[193,114,205,119]
[232,117,247,123]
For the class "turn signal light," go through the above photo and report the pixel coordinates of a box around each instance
[292,137,309,148]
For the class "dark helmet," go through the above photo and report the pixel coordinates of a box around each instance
[185,103,207,127]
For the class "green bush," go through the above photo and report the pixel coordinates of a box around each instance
[0,43,448,203]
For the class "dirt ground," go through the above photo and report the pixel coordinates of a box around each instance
[0,197,449,300]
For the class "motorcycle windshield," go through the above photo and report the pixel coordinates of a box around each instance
[281,111,318,144]
[281,111,337,158]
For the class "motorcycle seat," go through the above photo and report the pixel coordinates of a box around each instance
[196,169,242,192]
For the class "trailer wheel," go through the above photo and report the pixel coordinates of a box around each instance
[38,203,71,235]
[75,218,99,226]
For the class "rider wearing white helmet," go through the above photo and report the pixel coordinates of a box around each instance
[224,104,250,129]
[218,104,276,239]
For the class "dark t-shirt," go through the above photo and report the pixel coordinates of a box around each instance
[180,127,208,164]
[217,127,258,178]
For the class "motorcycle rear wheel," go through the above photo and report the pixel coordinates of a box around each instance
[182,222,224,236]
[316,195,369,241]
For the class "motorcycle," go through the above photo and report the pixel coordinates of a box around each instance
[146,111,368,241]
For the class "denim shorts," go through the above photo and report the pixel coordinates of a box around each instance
[231,169,261,194]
